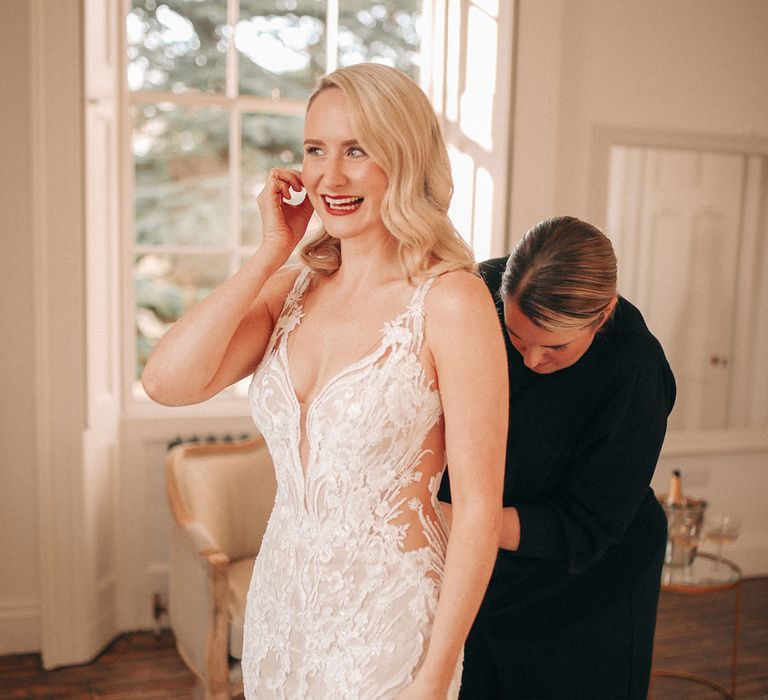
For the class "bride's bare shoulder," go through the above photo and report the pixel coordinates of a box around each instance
[425,269,493,319]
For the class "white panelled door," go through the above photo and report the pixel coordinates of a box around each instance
[606,146,761,432]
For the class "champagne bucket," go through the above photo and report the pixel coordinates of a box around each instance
[659,497,707,567]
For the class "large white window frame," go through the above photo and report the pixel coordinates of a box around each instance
[121,0,516,418]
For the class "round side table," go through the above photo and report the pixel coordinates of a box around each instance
[652,552,742,699]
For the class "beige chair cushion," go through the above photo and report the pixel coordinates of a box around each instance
[175,444,276,561]
[228,557,256,660]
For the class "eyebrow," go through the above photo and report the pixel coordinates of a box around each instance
[504,324,570,349]
[303,138,361,146]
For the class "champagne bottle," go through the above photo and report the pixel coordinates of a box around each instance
[666,469,684,507]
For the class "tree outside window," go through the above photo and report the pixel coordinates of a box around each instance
[128,0,422,392]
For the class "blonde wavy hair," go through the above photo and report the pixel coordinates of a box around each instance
[299,63,474,279]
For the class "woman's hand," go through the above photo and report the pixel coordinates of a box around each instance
[256,167,315,263]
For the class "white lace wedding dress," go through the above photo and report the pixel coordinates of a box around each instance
[242,267,461,699]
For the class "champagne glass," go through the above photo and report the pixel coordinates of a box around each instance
[669,513,703,580]
[704,513,741,570]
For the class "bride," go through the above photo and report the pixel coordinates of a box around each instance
[142,63,507,699]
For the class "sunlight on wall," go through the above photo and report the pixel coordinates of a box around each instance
[421,0,444,110]
[437,0,500,259]
[472,166,493,260]
[447,146,474,238]
[445,0,461,123]
[460,4,496,150]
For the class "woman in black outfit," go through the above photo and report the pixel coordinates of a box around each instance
[439,216,676,699]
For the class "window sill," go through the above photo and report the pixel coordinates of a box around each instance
[123,394,252,421]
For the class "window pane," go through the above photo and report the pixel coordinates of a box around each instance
[134,104,230,246]
[237,0,326,98]
[134,253,231,377]
[241,113,305,245]
[338,1,421,79]
[127,0,229,93]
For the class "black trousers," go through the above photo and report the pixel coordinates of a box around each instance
[459,546,664,700]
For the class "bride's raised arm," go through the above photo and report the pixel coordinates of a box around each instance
[404,269,508,697]
[141,168,314,407]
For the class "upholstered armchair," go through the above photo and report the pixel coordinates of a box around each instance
[165,437,276,700]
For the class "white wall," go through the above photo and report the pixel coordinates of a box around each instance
[509,0,768,575]
[510,0,768,237]
[0,1,41,654]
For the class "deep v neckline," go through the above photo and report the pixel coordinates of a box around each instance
[281,277,427,416]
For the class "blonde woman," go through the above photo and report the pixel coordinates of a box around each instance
[142,63,507,699]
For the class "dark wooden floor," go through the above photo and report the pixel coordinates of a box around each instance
[1,577,766,699]
[650,576,768,699]
[0,630,196,699]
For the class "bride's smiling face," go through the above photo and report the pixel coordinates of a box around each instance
[302,88,389,241]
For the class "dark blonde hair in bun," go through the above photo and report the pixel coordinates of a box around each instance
[501,216,618,331]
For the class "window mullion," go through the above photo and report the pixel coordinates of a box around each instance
[230,108,242,264]
[129,90,306,116]
[134,244,248,255]
[226,0,238,100]
[325,0,339,73]
[228,0,241,273]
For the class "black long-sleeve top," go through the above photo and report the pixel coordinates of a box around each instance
[439,256,676,624]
